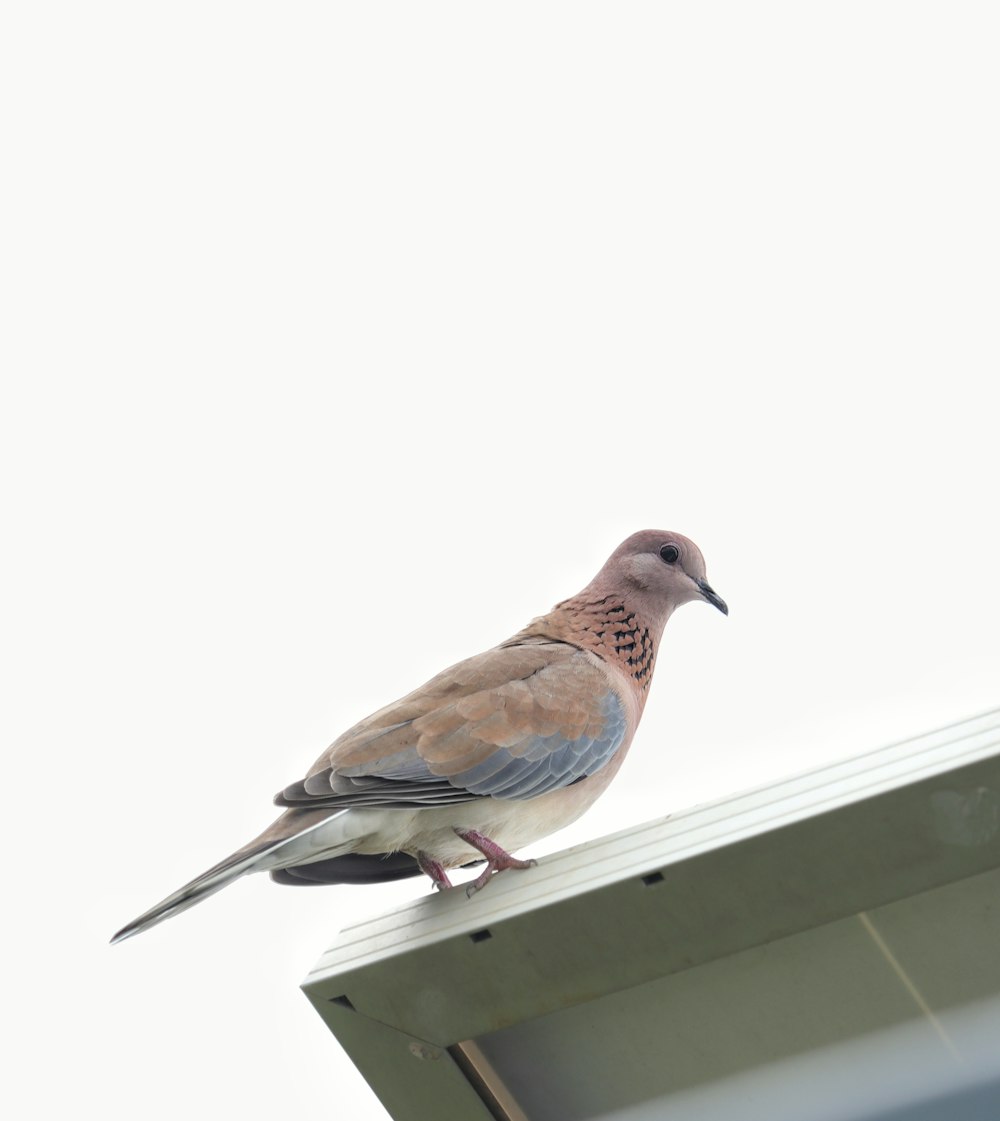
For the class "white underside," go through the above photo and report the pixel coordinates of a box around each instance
[257,783,600,873]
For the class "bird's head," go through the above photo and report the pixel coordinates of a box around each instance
[595,529,728,623]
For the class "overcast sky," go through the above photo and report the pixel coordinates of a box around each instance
[4,3,999,1119]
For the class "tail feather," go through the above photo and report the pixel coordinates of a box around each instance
[110,807,353,943]
[269,850,423,886]
[110,847,271,944]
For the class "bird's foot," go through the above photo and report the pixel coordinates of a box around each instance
[417,851,453,891]
[453,828,537,897]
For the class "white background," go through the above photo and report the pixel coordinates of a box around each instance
[3,3,998,1118]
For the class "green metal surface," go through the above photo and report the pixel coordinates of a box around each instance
[301,708,1000,1120]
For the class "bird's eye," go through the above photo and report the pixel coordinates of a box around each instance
[659,544,680,564]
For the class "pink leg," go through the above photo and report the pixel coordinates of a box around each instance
[454,828,537,896]
[417,851,453,891]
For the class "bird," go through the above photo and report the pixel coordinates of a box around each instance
[111,530,727,943]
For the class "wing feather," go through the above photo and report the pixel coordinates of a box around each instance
[274,642,628,810]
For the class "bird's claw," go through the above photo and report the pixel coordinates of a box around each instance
[417,850,453,891]
[452,829,538,896]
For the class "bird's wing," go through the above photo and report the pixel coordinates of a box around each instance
[274,641,629,809]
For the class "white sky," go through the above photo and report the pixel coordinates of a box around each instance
[3,3,999,1119]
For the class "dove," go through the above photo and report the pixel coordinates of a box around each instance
[111,530,727,943]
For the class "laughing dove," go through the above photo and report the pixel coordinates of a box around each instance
[111,530,727,942]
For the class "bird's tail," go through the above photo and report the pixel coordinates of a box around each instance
[109,848,269,944]
[110,808,352,944]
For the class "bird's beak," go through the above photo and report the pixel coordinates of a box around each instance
[696,578,728,615]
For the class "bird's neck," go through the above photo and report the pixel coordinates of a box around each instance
[513,594,665,694]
